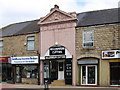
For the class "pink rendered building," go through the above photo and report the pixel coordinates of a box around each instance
[38,5,77,85]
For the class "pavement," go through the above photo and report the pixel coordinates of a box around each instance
[0,82,120,90]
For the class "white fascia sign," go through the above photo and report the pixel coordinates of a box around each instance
[102,50,120,59]
[11,56,38,64]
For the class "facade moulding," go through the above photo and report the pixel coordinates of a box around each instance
[40,22,76,32]
[77,54,100,60]
[39,18,77,25]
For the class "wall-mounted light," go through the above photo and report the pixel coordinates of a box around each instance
[55,42,58,45]
[24,43,27,46]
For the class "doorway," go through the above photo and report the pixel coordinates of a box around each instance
[50,61,58,81]
[110,62,120,85]
[16,66,22,83]
[58,62,64,80]
[81,65,97,85]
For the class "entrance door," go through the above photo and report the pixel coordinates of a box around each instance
[16,66,22,83]
[81,65,97,85]
[110,62,120,85]
[50,61,58,81]
[58,62,64,80]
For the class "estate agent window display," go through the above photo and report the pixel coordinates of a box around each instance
[11,56,39,84]
[22,65,38,79]
[16,65,38,84]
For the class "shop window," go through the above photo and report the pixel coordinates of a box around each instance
[44,63,49,79]
[27,36,35,50]
[83,30,94,47]
[0,40,3,53]
[22,65,38,79]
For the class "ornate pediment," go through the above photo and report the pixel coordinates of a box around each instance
[38,5,77,25]
[42,11,71,22]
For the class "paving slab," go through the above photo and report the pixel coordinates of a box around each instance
[0,83,119,90]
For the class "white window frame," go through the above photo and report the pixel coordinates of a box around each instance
[27,36,35,51]
[83,30,94,47]
[81,65,97,85]
[0,40,3,53]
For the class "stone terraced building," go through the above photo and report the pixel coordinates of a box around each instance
[0,5,120,87]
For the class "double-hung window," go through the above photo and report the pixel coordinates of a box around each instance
[27,36,35,51]
[83,30,94,47]
[0,40,3,53]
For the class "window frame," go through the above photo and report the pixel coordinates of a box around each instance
[27,36,35,51]
[81,65,97,85]
[83,30,94,47]
[0,40,3,53]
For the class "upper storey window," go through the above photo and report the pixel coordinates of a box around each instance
[27,36,35,51]
[0,40,3,53]
[83,30,94,47]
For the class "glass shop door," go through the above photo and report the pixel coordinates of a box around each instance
[81,65,97,85]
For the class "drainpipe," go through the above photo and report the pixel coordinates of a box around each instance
[37,51,40,85]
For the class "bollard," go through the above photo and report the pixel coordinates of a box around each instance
[44,80,49,90]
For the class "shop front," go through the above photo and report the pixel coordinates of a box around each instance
[41,45,73,85]
[78,58,99,86]
[102,50,120,86]
[11,56,39,84]
[0,56,12,83]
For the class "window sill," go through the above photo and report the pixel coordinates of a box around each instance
[82,46,95,50]
[27,50,35,51]
[26,50,37,53]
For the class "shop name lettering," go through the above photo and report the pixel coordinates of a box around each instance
[12,57,38,60]
[50,47,64,51]
[51,51,63,54]
[50,47,65,55]
[45,55,66,59]
[13,61,35,63]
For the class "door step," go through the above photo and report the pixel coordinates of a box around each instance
[49,80,65,86]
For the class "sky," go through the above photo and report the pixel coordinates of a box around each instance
[0,0,120,28]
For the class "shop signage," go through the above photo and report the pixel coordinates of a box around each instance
[102,50,120,59]
[49,46,65,55]
[0,56,10,63]
[45,55,66,60]
[11,56,38,64]
[78,60,98,65]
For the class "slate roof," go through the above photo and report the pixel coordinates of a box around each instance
[0,19,40,37]
[0,8,119,37]
[76,8,119,27]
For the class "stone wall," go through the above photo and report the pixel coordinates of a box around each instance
[2,33,39,56]
[118,24,120,49]
[76,23,119,86]
[76,24,119,58]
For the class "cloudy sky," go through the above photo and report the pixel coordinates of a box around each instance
[0,0,119,28]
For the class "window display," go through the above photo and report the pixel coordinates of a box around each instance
[15,65,38,84]
[22,65,38,78]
